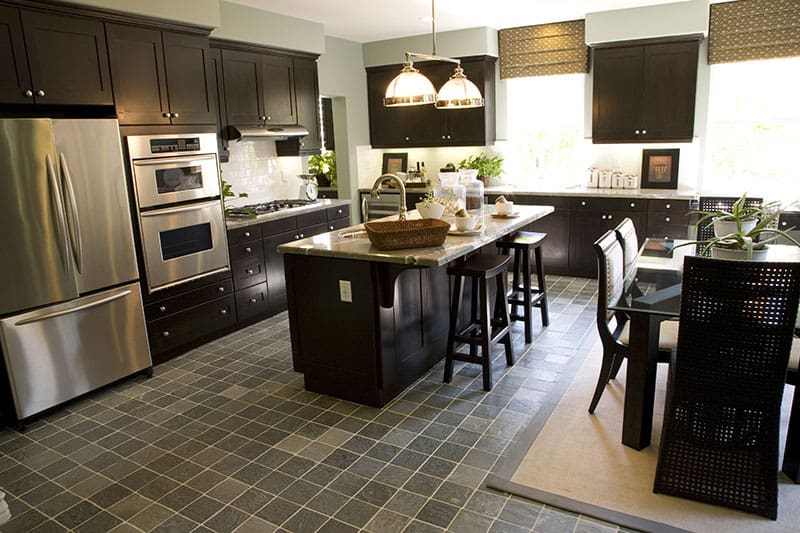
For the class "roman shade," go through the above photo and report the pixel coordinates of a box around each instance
[708,0,800,64]
[498,20,589,79]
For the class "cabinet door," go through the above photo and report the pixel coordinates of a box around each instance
[162,32,215,125]
[261,54,295,124]
[222,49,263,126]
[529,208,571,275]
[0,6,32,104]
[106,24,170,125]
[264,229,296,313]
[366,67,413,148]
[293,57,321,153]
[641,41,699,141]
[570,209,646,278]
[208,47,229,162]
[20,10,112,105]
[442,58,489,146]
[591,46,644,142]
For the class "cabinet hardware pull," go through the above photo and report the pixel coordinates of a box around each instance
[246,269,254,274]
[665,217,671,222]
[666,203,671,209]
[159,306,166,312]
[294,235,299,239]
[581,201,586,206]
[329,225,333,230]
[24,90,33,97]
[608,215,613,220]
[249,298,257,303]
[601,215,605,220]
[172,112,179,118]
[244,231,251,237]
[635,130,640,134]
[642,129,647,134]
[337,209,342,214]
[218,287,225,292]
[782,221,788,226]
[447,135,451,139]
[162,331,170,337]
[441,135,446,139]
[163,112,170,118]
[630,203,635,208]
[300,233,304,238]
[404,136,409,141]
[36,89,45,96]
[266,116,271,121]
[245,247,252,253]
[220,309,228,315]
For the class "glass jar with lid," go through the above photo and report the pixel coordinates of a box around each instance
[433,172,466,215]
[459,169,484,213]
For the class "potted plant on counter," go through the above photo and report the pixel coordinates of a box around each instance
[458,153,504,186]
[309,151,337,188]
[415,189,446,219]
[678,193,800,259]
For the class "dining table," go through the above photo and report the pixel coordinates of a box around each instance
[610,238,800,451]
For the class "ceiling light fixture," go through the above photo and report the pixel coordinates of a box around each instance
[384,0,484,110]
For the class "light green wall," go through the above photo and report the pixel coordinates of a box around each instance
[363,27,497,67]
[58,0,220,28]
[212,1,324,54]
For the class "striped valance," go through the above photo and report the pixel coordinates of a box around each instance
[498,20,589,79]
[709,0,800,64]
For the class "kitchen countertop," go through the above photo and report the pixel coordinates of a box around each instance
[357,185,696,200]
[277,204,554,267]
[225,199,351,230]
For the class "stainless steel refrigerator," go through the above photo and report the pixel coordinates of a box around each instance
[0,118,152,421]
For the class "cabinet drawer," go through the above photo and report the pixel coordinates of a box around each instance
[148,295,236,354]
[229,239,264,263]
[778,212,800,229]
[231,258,267,291]
[648,199,691,214]
[327,218,350,232]
[327,204,350,221]
[262,216,296,236]
[646,223,690,240]
[296,209,327,228]
[144,279,233,321]
[571,197,646,212]
[228,224,263,245]
[514,195,571,209]
[235,282,269,322]
[646,211,691,228]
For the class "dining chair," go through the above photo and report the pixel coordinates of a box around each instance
[784,341,800,482]
[653,256,800,520]
[614,217,643,298]
[588,230,679,414]
[695,195,763,247]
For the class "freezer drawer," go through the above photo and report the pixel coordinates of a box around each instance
[0,282,152,420]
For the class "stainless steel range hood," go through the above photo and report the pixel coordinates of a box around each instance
[224,125,309,141]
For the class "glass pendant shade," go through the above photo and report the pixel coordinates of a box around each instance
[384,62,437,106]
[435,66,484,109]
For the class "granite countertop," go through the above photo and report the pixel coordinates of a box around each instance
[278,204,555,267]
[225,199,351,230]
[357,185,696,200]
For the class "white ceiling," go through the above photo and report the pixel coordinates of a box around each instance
[227,0,699,43]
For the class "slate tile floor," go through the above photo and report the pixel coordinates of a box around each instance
[0,276,631,533]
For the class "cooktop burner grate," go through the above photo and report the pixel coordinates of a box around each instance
[226,198,319,217]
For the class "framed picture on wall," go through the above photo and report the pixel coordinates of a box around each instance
[641,149,680,189]
[382,152,408,174]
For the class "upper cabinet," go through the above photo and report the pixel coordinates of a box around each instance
[106,24,215,125]
[0,6,112,106]
[293,57,321,153]
[221,48,297,127]
[592,38,700,143]
[366,56,496,149]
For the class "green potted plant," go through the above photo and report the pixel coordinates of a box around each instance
[308,151,337,188]
[414,188,446,219]
[678,193,800,259]
[221,179,254,218]
[458,153,504,186]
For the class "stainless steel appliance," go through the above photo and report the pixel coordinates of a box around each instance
[0,119,151,421]
[127,133,229,293]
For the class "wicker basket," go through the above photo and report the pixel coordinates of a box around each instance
[364,219,450,250]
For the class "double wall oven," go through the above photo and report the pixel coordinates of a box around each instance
[127,133,229,293]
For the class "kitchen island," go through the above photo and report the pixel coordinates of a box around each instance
[278,205,554,406]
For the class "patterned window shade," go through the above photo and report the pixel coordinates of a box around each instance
[499,20,589,79]
[709,0,800,64]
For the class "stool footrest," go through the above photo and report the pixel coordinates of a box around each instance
[455,326,510,347]
[448,352,486,365]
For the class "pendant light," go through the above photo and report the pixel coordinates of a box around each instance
[383,0,484,110]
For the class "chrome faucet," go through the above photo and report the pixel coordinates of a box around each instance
[370,173,407,221]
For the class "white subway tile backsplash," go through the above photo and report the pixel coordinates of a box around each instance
[220,140,309,206]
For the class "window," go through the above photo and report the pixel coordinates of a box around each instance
[703,57,800,202]
[504,74,586,185]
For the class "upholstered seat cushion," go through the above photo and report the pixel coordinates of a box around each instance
[618,318,680,350]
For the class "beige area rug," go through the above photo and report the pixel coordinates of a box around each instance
[487,340,800,533]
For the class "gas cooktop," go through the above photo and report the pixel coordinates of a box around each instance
[225,198,319,217]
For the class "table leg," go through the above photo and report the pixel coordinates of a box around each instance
[782,383,800,482]
[622,313,661,450]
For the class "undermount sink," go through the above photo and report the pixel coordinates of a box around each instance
[364,219,450,250]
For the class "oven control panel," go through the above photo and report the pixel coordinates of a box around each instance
[150,137,201,154]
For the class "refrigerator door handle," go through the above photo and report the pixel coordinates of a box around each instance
[59,153,83,274]
[15,289,132,326]
[45,154,71,275]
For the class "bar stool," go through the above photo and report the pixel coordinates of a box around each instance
[444,254,514,391]
[496,231,550,343]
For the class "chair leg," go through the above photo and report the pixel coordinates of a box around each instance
[588,347,617,413]
[496,272,514,366]
[443,274,463,384]
[469,277,479,357]
[479,277,493,391]
[521,248,533,343]
[609,352,625,380]
[510,250,522,320]
[534,247,550,327]
[782,382,800,483]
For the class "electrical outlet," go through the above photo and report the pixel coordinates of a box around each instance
[339,280,352,303]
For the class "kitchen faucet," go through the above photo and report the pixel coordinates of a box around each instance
[370,173,407,221]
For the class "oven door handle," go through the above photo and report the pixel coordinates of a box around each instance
[139,200,222,217]
[132,154,217,167]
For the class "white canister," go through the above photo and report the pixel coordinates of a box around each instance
[587,168,599,188]
[623,173,639,189]
[598,170,612,188]
[611,171,624,189]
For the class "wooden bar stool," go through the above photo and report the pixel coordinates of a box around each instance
[443,254,514,391]
[496,231,550,343]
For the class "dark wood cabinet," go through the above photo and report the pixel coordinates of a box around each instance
[592,38,700,143]
[107,24,214,125]
[2,8,112,106]
[0,5,31,104]
[516,195,571,275]
[366,56,496,148]
[208,47,229,162]
[293,57,321,153]
[261,53,295,125]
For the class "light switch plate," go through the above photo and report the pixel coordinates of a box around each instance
[339,280,352,303]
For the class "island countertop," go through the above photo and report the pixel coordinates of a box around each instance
[278,204,555,267]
